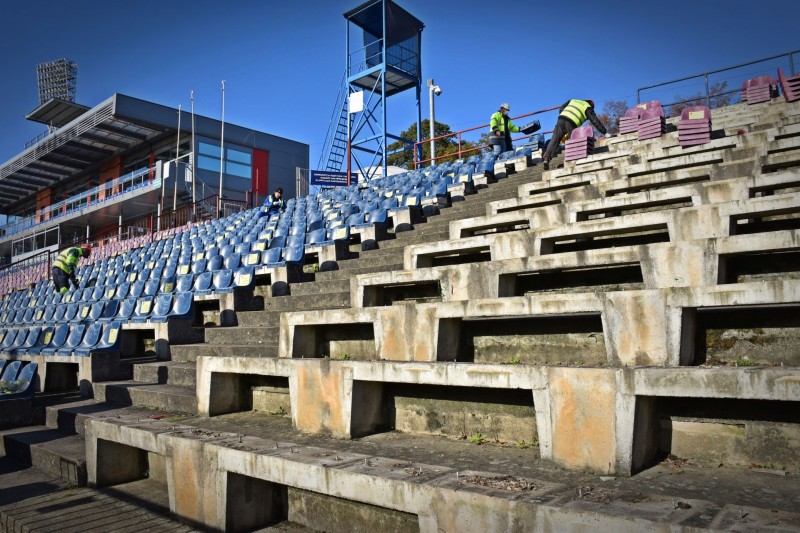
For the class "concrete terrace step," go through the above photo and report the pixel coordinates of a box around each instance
[133,361,198,388]
[205,325,280,345]
[93,382,197,415]
[170,343,277,361]
[44,399,168,437]
[0,426,87,486]
[314,262,405,281]
[260,291,350,312]
[0,477,195,533]
[289,277,352,296]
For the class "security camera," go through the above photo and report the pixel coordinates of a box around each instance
[432,85,442,96]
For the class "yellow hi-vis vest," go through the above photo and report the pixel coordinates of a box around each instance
[559,99,592,127]
[52,246,82,274]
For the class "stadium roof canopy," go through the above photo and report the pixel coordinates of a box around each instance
[0,94,178,213]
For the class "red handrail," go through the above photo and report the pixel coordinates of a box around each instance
[413,105,561,168]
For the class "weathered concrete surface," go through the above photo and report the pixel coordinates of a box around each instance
[81,411,800,532]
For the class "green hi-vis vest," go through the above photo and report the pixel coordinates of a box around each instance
[560,99,592,127]
[52,246,82,274]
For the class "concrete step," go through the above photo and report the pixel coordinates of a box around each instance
[335,250,408,270]
[261,291,350,313]
[289,277,352,296]
[0,426,87,485]
[314,262,405,281]
[93,382,197,415]
[44,399,165,437]
[133,361,197,388]
[170,343,277,361]
[205,325,280,345]
[235,309,286,327]
[0,477,195,533]
[373,232,448,250]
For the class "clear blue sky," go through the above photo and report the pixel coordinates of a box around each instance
[0,0,798,169]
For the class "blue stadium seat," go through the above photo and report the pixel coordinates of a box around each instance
[56,324,87,356]
[143,279,160,297]
[131,296,154,323]
[0,362,38,399]
[72,322,103,356]
[262,247,283,267]
[129,280,145,298]
[112,297,137,321]
[150,294,173,323]
[268,236,287,250]
[193,271,214,294]
[213,269,234,293]
[176,274,194,292]
[89,300,106,321]
[7,327,38,355]
[224,253,241,270]
[19,326,54,356]
[233,267,255,290]
[0,360,22,382]
[168,292,193,319]
[79,321,122,354]
[208,254,224,272]
[97,299,120,322]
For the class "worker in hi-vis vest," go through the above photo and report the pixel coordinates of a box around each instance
[542,99,610,170]
[51,243,91,293]
[488,103,522,155]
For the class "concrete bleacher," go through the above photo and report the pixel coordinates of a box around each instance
[1,96,800,531]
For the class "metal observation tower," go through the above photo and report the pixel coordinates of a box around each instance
[319,0,424,181]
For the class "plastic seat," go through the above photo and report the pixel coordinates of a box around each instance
[213,269,234,293]
[0,360,22,382]
[176,274,194,292]
[55,324,87,356]
[305,228,327,246]
[131,296,154,323]
[88,300,106,321]
[224,253,241,270]
[112,296,137,321]
[233,267,255,290]
[262,247,283,267]
[168,292,194,319]
[8,327,39,355]
[193,271,214,294]
[268,236,287,250]
[0,362,38,398]
[143,279,160,297]
[282,244,305,266]
[129,280,145,298]
[150,293,174,323]
[191,258,208,275]
[72,322,103,356]
[207,255,224,272]
[97,299,120,322]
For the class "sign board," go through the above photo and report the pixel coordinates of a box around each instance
[349,91,364,114]
[310,170,349,187]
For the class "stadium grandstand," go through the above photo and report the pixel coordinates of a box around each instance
[1,2,800,531]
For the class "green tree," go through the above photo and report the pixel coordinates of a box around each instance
[387,120,478,168]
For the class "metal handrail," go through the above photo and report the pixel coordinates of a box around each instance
[637,49,798,108]
[413,105,561,168]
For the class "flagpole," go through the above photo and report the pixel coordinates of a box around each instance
[190,90,196,219]
[173,105,181,213]
[218,80,226,217]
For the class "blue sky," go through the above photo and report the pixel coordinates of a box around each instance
[0,0,798,170]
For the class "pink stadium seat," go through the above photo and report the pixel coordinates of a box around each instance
[778,68,800,103]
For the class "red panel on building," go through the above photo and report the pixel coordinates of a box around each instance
[252,149,269,202]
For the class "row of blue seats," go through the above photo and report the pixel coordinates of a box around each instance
[0,322,121,357]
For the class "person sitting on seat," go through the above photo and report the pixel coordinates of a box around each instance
[488,103,522,155]
[263,187,286,217]
[542,99,610,170]
[52,243,91,294]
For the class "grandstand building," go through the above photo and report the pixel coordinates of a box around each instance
[0,93,308,264]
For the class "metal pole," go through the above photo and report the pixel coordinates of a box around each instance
[704,74,710,107]
[173,105,181,212]
[218,80,226,214]
[428,79,435,166]
[190,90,196,220]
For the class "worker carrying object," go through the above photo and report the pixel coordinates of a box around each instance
[542,99,610,170]
[488,103,522,155]
[52,243,91,294]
